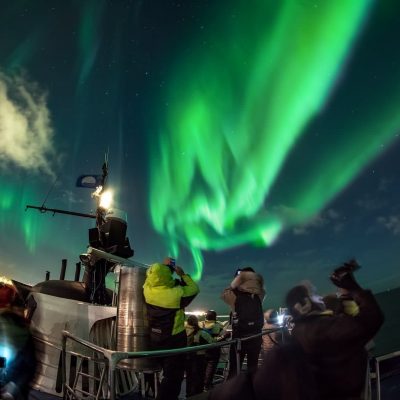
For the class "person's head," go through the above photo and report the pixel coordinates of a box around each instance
[285,283,325,320]
[206,310,217,321]
[264,309,279,324]
[0,276,18,309]
[163,257,176,273]
[187,315,199,329]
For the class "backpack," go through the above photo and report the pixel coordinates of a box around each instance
[233,290,264,337]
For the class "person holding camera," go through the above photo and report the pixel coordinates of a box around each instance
[285,260,384,399]
[209,261,383,400]
[221,267,265,379]
[143,258,199,400]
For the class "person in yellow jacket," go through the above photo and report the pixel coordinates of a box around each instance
[143,258,199,400]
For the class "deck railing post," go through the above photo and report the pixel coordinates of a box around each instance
[61,334,67,399]
[235,338,241,376]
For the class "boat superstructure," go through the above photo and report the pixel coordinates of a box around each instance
[13,158,159,397]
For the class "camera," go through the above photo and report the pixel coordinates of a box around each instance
[169,258,176,267]
[332,259,360,279]
[330,259,361,290]
[164,257,176,272]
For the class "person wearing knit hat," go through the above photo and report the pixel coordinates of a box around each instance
[185,315,213,397]
[199,310,225,391]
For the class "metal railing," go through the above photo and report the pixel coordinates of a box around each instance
[62,329,400,400]
[372,350,400,400]
[61,328,280,400]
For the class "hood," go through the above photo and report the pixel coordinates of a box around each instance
[231,271,265,296]
[144,263,175,288]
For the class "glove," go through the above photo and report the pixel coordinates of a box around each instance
[330,266,361,291]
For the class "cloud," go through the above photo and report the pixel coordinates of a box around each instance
[0,71,56,176]
[378,177,394,192]
[377,215,400,235]
[356,195,385,211]
[292,208,341,235]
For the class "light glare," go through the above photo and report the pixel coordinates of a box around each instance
[99,190,113,210]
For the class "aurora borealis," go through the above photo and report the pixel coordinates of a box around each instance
[149,1,399,279]
[1,1,400,310]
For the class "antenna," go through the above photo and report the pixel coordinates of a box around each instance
[41,178,57,209]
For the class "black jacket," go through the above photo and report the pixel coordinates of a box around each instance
[291,289,384,399]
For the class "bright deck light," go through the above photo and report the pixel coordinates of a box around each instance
[99,190,113,210]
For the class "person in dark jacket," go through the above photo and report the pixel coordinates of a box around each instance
[221,267,265,379]
[143,259,199,400]
[286,260,384,399]
[199,310,225,391]
[208,340,318,400]
[185,315,214,397]
[0,277,37,400]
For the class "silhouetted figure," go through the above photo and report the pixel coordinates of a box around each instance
[185,315,213,397]
[286,260,384,399]
[221,267,265,378]
[262,309,281,354]
[0,277,37,400]
[199,310,225,391]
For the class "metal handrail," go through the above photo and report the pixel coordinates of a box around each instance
[373,350,400,400]
[62,327,281,400]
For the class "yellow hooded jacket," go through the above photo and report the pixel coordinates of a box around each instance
[143,263,199,338]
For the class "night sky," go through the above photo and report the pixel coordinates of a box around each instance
[1,0,400,313]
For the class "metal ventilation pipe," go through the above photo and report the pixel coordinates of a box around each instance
[74,262,81,282]
[60,259,67,280]
[116,266,156,370]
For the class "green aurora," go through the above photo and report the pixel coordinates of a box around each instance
[1,1,400,287]
[149,1,400,280]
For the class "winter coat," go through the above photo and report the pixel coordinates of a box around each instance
[185,325,214,355]
[291,289,384,399]
[262,321,281,352]
[209,341,318,400]
[143,263,199,339]
[221,271,265,311]
[199,320,224,339]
